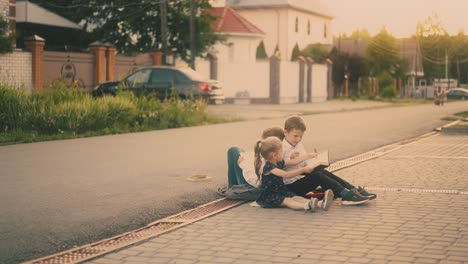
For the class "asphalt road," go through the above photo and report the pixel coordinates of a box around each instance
[0,101,467,263]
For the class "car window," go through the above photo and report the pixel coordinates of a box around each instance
[150,69,176,84]
[125,69,152,86]
[175,71,190,83]
[177,67,206,81]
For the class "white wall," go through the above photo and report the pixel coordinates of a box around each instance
[218,61,270,98]
[178,57,328,104]
[280,61,300,103]
[0,51,33,90]
[213,35,261,64]
[235,9,288,59]
[311,64,328,102]
[236,8,332,61]
[287,9,332,54]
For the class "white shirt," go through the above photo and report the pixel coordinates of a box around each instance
[282,139,307,184]
[238,151,260,187]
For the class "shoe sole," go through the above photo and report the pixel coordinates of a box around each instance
[321,190,334,211]
[341,199,370,205]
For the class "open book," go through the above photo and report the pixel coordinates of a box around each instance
[306,150,329,173]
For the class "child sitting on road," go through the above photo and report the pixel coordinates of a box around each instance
[281,115,376,205]
[223,126,309,193]
[254,136,333,212]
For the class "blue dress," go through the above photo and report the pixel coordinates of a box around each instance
[256,160,296,208]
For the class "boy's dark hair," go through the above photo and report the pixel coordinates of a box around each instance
[262,126,284,140]
[284,115,306,131]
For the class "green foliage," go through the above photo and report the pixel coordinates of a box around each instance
[0,82,219,144]
[336,29,372,41]
[0,16,13,54]
[366,28,400,76]
[28,0,221,59]
[290,43,301,61]
[377,71,394,89]
[256,40,268,60]
[329,49,367,96]
[380,85,397,98]
[301,43,329,62]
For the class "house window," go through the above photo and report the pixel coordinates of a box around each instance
[323,23,328,38]
[295,17,298,33]
[307,20,310,35]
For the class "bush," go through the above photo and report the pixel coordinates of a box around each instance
[0,82,217,143]
[0,84,30,131]
[377,71,393,89]
[380,85,397,98]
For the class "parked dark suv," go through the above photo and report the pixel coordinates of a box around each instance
[92,66,225,104]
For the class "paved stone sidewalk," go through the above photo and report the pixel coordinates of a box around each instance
[87,134,468,264]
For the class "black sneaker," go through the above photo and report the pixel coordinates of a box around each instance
[357,186,377,200]
[341,189,369,205]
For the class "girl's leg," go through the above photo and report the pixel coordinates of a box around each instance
[282,196,318,211]
[291,196,310,203]
[227,147,247,187]
[281,197,308,210]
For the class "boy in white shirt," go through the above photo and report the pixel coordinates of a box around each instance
[282,116,376,205]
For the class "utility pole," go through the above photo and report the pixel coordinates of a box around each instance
[189,0,196,69]
[159,0,168,64]
[445,49,449,90]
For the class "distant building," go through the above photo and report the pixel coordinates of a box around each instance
[207,6,265,64]
[334,37,424,77]
[14,1,84,51]
[212,0,334,61]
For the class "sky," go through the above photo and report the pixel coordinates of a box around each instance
[325,0,468,38]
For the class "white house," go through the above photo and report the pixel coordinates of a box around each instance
[207,6,265,64]
[195,0,334,103]
[223,0,334,61]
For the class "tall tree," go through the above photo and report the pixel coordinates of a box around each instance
[29,0,221,61]
[0,16,14,54]
[366,28,400,76]
[416,13,451,79]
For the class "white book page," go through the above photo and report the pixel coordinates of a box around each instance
[307,150,329,168]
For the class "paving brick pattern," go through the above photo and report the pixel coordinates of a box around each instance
[86,135,468,264]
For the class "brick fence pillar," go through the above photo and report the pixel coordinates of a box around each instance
[305,57,314,103]
[297,56,305,103]
[150,51,163,66]
[208,53,218,80]
[269,55,281,104]
[325,58,334,99]
[89,42,107,85]
[106,44,116,81]
[24,35,45,92]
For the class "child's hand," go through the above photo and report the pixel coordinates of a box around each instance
[290,152,300,159]
[304,165,315,173]
[237,154,245,164]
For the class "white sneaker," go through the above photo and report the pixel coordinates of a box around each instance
[307,197,318,212]
[320,189,334,211]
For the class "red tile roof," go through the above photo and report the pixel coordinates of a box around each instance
[207,7,264,35]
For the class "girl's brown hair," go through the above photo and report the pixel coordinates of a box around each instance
[254,136,282,179]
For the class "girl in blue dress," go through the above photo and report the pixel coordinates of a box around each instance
[254,136,326,211]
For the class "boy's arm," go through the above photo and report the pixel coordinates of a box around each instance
[284,152,318,166]
[269,166,313,178]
